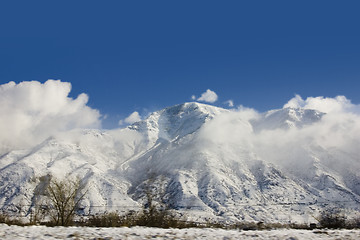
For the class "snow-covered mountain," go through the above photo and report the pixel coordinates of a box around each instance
[0,102,359,223]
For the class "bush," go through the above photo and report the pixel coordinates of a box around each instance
[347,216,360,229]
[87,209,197,228]
[317,208,346,229]
[87,212,124,227]
[0,213,9,224]
[0,213,24,226]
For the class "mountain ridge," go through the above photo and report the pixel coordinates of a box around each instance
[0,102,359,223]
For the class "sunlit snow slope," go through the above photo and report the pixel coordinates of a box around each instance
[0,102,359,223]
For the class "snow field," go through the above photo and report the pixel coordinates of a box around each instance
[0,224,359,240]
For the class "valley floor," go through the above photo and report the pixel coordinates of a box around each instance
[0,224,359,240]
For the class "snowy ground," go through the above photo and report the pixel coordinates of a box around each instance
[0,224,359,240]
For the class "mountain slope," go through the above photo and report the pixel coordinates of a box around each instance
[0,102,359,223]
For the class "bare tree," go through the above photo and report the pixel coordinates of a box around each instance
[45,176,87,226]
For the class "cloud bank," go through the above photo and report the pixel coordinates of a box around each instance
[196,95,360,179]
[284,94,359,113]
[0,80,101,152]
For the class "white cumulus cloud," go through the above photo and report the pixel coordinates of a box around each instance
[123,111,142,124]
[197,89,218,103]
[284,94,358,113]
[0,80,101,152]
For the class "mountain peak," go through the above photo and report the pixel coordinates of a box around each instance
[129,102,228,142]
[163,102,226,115]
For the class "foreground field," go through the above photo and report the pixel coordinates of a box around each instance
[0,224,359,240]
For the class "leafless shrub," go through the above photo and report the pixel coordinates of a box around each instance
[0,212,23,225]
[316,208,346,229]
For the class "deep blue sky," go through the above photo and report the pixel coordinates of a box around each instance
[1,1,360,128]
